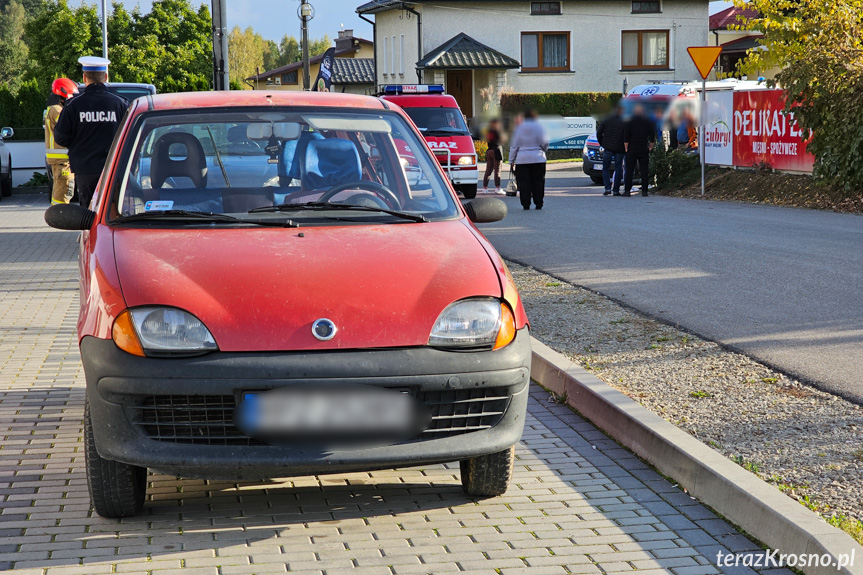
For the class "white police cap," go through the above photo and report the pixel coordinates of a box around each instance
[79,56,110,72]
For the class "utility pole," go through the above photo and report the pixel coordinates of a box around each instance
[299,0,313,90]
[211,0,229,90]
[100,0,108,59]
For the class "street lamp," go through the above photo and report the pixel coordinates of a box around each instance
[298,0,315,90]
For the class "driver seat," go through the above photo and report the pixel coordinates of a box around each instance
[301,138,362,191]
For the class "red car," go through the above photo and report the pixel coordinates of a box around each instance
[45,91,531,518]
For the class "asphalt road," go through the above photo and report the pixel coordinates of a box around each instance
[478,168,863,405]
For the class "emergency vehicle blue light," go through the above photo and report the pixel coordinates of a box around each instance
[380,84,444,95]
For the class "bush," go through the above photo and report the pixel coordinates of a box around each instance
[651,144,700,189]
[0,78,48,140]
[474,139,488,159]
[500,92,623,117]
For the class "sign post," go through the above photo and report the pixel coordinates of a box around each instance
[687,46,722,196]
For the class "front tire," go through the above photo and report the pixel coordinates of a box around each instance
[590,174,604,186]
[460,446,514,497]
[458,184,478,199]
[84,399,147,518]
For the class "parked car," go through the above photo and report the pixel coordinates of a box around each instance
[46,83,157,193]
[44,90,531,518]
[377,85,479,199]
[0,126,12,197]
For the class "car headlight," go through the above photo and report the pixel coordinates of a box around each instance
[112,307,218,357]
[457,155,476,166]
[429,298,516,350]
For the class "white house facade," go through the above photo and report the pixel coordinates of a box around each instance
[357,0,710,118]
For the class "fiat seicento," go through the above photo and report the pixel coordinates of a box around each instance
[44,91,531,518]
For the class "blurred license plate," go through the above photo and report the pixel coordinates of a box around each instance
[236,387,429,443]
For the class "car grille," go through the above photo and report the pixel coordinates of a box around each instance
[127,387,511,446]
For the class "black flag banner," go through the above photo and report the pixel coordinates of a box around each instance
[312,48,336,92]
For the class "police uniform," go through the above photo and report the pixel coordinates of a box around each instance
[44,100,75,204]
[53,57,129,208]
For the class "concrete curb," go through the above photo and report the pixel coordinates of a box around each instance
[530,337,863,575]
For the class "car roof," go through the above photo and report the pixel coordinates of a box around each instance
[145,90,389,111]
[379,94,460,108]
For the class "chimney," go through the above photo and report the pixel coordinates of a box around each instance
[335,29,354,51]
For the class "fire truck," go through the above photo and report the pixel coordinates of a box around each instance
[377,85,479,198]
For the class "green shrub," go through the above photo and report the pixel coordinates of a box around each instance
[500,92,623,117]
[651,144,700,189]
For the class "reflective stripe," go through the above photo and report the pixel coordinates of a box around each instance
[51,197,67,205]
[46,150,69,159]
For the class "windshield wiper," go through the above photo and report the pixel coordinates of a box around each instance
[206,125,231,188]
[249,201,428,223]
[113,210,298,227]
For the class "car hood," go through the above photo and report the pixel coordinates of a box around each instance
[113,220,502,352]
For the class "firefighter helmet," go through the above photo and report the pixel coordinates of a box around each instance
[51,78,79,100]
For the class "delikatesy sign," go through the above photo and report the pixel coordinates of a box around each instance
[704,89,814,172]
[540,117,597,150]
[732,90,813,172]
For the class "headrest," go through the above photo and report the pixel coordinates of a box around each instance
[286,131,325,180]
[150,132,207,189]
[228,125,247,142]
[303,138,362,191]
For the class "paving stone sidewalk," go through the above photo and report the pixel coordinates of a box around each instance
[0,194,780,575]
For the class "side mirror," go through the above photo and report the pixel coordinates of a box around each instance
[0,127,12,139]
[45,203,96,231]
[464,197,508,224]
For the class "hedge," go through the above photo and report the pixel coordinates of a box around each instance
[0,79,50,140]
[500,92,623,117]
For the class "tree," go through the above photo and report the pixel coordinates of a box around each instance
[734,0,863,189]
[228,26,267,88]
[0,0,30,93]
[24,0,101,88]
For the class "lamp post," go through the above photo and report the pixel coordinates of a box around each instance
[100,0,108,58]
[299,1,314,90]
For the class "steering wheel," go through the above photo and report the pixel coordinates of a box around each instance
[317,181,401,210]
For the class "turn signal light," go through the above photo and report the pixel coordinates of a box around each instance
[493,303,516,350]
[112,310,145,357]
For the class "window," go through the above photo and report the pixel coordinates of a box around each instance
[530,2,560,15]
[392,35,397,75]
[621,30,669,69]
[383,36,389,76]
[632,1,661,13]
[521,32,570,71]
[400,35,405,75]
[281,71,298,85]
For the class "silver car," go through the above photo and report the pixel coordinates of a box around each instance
[0,127,13,198]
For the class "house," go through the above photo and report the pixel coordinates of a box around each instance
[246,29,376,93]
[709,5,778,80]
[356,0,711,118]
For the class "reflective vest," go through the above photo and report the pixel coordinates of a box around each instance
[45,104,69,161]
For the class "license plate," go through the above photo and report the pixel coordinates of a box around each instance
[236,386,429,444]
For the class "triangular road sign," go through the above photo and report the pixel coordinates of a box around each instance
[687,46,722,79]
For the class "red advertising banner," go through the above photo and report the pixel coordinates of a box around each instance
[732,90,814,172]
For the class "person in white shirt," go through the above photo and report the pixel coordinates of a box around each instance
[509,109,549,210]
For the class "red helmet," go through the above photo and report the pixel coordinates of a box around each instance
[51,78,79,100]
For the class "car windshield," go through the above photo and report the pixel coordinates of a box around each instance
[402,107,470,135]
[110,108,460,224]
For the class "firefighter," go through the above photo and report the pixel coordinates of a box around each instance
[44,78,78,205]
[54,57,128,208]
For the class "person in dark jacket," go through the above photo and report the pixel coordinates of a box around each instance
[623,104,656,197]
[54,56,129,208]
[482,119,504,194]
[596,106,626,196]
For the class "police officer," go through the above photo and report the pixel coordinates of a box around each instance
[54,57,128,208]
[44,78,78,205]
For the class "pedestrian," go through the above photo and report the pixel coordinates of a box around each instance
[596,105,625,196]
[482,119,504,195]
[54,57,128,208]
[509,108,548,210]
[623,104,655,197]
[44,78,78,205]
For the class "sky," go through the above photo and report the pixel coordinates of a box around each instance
[69,0,374,42]
[70,0,732,43]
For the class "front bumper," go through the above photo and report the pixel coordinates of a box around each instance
[447,166,478,186]
[81,329,531,479]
